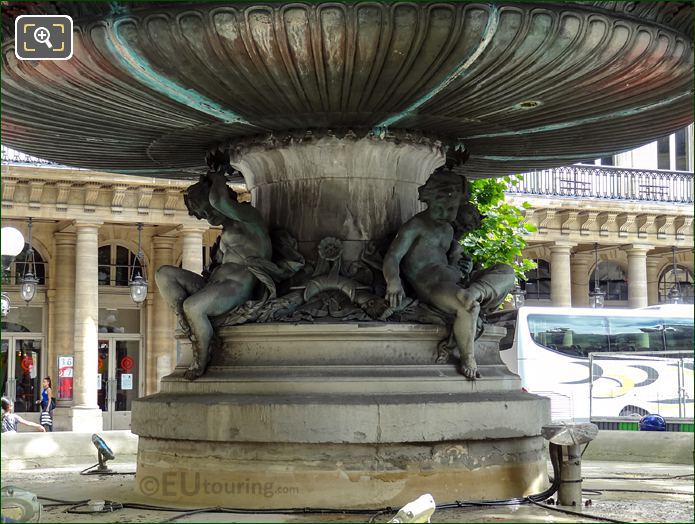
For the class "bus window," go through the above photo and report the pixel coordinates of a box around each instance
[527,315,609,356]
[663,319,694,352]
[608,317,665,351]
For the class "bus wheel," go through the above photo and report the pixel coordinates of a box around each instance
[619,405,649,417]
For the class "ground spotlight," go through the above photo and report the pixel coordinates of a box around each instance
[83,433,115,475]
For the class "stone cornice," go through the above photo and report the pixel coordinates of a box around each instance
[517,200,693,248]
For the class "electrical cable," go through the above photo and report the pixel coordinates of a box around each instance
[527,499,626,523]
[79,463,136,476]
[120,502,380,515]
[584,488,693,496]
[37,495,91,508]
[37,496,90,504]
[583,473,694,481]
[66,501,125,514]
[79,463,99,475]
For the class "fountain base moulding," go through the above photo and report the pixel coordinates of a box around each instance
[131,323,550,508]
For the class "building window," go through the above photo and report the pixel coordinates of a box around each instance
[599,156,614,166]
[675,128,687,171]
[98,245,141,286]
[98,308,141,334]
[590,261,628,301]
[659,265,694,304]
[1,243,47,285]
[1,306,45,412]
[522,259,551,300]
[657,136,670,170]
[656,126,692,172]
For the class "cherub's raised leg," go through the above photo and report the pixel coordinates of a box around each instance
[454,287,486,379]
[155,265,205,336]
[452,294,481,379]
[429,284,484,380]
[181,272,256,379]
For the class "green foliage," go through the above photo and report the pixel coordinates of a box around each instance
[461,175,537,280]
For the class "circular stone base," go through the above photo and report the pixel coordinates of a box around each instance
[132,323,550,508]
[135,437,548,508]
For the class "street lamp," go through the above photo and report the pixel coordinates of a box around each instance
[511,282,526,309]
[19,218,39,304]
[1,226,24,271]
[589,243,605,308]
[1,226,25,317]
[128,223,148,304]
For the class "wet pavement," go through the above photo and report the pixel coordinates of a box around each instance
[1,460,692,523]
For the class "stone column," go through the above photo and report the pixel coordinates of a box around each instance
[51,232,76,402]
[571,253,592,308]
[624,244,654,308]
[550,242,575,307]
[147,236,177,395]
[178,226,206,275]
[71,221,103,431]
[646,258,661,306]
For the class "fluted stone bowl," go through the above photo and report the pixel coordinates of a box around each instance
[2,1,693,178]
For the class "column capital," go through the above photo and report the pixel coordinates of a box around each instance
[54,231,76,245]
[549,241,576,253]
[72,219,103,229]
[646,257,661,269]
[152,235,177,249]
[622,243,654,255]
[177,225,208,235]
[571,252,594,264]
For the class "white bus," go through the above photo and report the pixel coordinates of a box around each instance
[488,306,694,425]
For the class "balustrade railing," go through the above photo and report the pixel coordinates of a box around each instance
[1,145,75,168]
[4,145,693,205]
[506,164,693,204]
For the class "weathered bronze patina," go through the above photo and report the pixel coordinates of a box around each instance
[155,171,272,378]
[384,170,515,379]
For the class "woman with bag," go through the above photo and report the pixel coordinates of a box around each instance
[39,377,55,432]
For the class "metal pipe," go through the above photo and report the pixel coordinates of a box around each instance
[558,444,583,507]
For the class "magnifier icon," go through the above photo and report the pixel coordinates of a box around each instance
[33,26,53,49]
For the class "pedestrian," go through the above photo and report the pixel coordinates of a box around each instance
[2,397,46,433]
[39,377,55,431]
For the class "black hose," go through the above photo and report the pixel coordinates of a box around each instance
[527,499,626,523]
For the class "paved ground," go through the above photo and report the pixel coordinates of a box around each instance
[1,460,692,523]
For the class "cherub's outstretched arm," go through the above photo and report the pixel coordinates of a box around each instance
[383,222,418,308]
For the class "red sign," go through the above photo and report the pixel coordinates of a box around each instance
[20,355,34,372]
[98,357,105,372]
[58,356,73,400]
[121,356,135,372]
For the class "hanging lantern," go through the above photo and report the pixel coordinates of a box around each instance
[511,283,526,309]
[20,218,38,304]
[128,223,148,304]
[668,246,682,304]
[590,243,605,308]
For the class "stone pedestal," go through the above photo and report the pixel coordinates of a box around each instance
[132,323,550,508]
